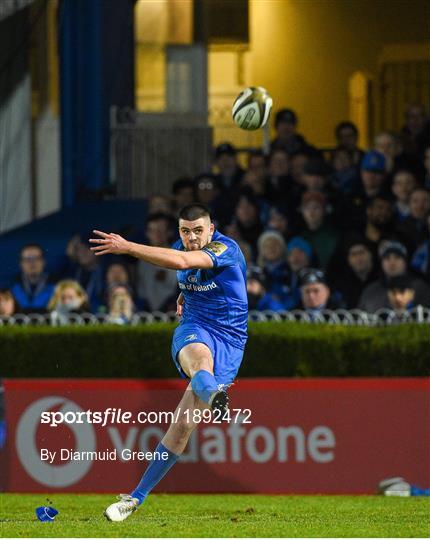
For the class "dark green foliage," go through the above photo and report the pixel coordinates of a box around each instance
[1,322,429,377]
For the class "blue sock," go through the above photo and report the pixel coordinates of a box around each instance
[411,485,430,496]
[131,442,179,504]
[191,369,218,404]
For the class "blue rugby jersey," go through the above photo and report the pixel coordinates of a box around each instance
[173,230,248,349]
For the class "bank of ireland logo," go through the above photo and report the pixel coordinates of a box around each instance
[187,275,197,283]
[16,396,96,488]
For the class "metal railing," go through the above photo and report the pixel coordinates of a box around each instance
[1,307,430,327]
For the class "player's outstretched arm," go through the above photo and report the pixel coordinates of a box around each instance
[89,230,213,270]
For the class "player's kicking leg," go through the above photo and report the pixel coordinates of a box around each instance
[180,342,229,417]
[104,343,222,522]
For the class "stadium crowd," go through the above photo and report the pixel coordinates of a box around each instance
[1,103,430,324]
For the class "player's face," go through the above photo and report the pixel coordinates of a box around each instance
[178,217,214,251]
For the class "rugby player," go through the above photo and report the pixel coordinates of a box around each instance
[89,204,248,522]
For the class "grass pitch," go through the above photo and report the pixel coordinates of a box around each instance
[1,493,429,537]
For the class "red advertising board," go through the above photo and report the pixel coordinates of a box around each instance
[3,378,430,494]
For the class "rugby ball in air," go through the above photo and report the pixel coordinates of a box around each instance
[232,86,273,131]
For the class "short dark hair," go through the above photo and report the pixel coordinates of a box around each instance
[248,149,265,161]
[335,121,358,138]
[269,147,289,162]
[275,108,297,127]
[179,203,211,222]
[172,177,194,195]
[386,275,414,292]
[366,195,392,209]
[146,212,171,225]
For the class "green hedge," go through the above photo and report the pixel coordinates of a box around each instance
[1,322,429,378]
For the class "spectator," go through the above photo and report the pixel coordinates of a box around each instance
[225,193,264,259]
[271,108,312,155]
[358,150,387,196]
[424,144,430,189]
[290,151,309,188]
[266,148,291,206]
[48,280,90,325]
[246,265,285,311]
[386,275,416,313]
[241,172,271,225]
[172,178,195,215]
[147,194,174,216]
[358,240,430,312]
[266,206,291,242]
[11,244,55,313]
[242,170,270,205]
[298,268,342,313]
[411,212,430,279]
[0,289,17,317]
[335,121,364,166]
[213,142,244,192]
[398,188,430,250]
[285,236,314,308]
[105,262,131,289]
[287,236,313,273]
[194,173,232,227]
[195,173,221,207]
[331,147,360,195]
[400,103,430,157]
[107,284,135,324]
[331,237,378,308]
[257,231,289,294]
[361,196,395,253]
[391,170,417,222]
[300,157,339,212]
[374,131,423,180]
[105,261,148,312]
[61,234,104,311]
[340,151,387,228]
[247,149,267,184]
[136,213,178,311]
[299,191,340,270]
[301,157,332,193]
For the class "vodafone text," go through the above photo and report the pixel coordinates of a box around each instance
[107,422,336,464]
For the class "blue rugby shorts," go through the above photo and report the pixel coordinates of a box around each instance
[171,322,245,386]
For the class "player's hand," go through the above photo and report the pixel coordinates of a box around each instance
[89,230,130,256]
[176,292,184,317]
